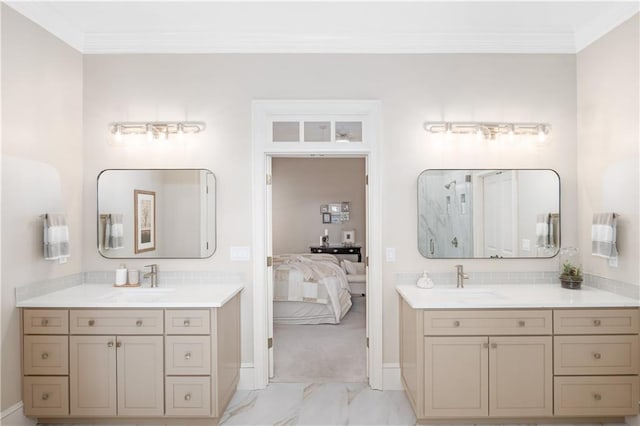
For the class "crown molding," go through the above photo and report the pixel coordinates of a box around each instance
[82,31,576,54]
[5,1,84,52]
[574,2,639,52]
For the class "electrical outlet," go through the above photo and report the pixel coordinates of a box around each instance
[385,247,396,262]
[521,239,530,251]
[608,256,618,267]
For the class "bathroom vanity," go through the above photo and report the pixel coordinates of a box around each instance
[397,284,639,423]
[18,283,242,425]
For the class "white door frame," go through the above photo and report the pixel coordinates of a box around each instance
[251,100,383,389]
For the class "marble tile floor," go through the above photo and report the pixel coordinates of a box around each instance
[37,382,630,426]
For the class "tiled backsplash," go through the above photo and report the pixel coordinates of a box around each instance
[15,272,84,303]
[396,271,639,300]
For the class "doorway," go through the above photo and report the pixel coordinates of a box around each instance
[270,157,367,382]
[251,100,383,390]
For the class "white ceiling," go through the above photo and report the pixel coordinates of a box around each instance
[6,1,639,54]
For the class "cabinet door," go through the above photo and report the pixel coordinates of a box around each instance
[70,335,117,416]
[489,336,552,417]
[424,336,488,417]
[116,335,164,416]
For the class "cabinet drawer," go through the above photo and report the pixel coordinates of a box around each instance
[23,376,69,416]
[166,309,210,335]
[70,309,163,334]
[23,309,68,335]
[554,335,639,375]
[165,376,211,416]
[424,310,552,335]
[554,309,639,335]
[166,336,211,375]
[24,335,69,375]
[554,376,639,416]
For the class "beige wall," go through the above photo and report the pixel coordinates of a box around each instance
[1,5,83,410]
[272,158,366,257]
[82,53,578,366]
[577,13,640,287]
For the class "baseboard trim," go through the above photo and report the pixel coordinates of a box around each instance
[238,363,255,389]
[382,362,403,390]
[1,401,36,426]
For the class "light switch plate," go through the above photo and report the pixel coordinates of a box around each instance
[608,256,618,267]
[385,247,396,262]
[521,239,530,251]
[230,246,251,261]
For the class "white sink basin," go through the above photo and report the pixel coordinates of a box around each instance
[100,287,176,303]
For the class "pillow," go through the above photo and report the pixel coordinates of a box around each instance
[342,259,358,275]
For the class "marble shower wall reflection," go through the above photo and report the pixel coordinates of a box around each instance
[418,170,473,257]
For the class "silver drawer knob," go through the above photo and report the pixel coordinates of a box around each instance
[593,393,602,401]
[184,319,191,327]
[593,319,601,326]
[482,342,489,349]
[116,341,122,348]
[41,319,49,326]
[108,341,114,348]
[41,393,49,401]
[491,343,498,349]
[593,352,601,360]
[184,393,191,401]
[41,352,49,360]
[136,319,143,327]
[518,320,525,327]
[453,320,460,327]
[185,352,192,360]
[88,319,95,326]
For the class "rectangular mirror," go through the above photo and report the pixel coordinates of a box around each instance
[98,169,216,258]
[418,169,560,259]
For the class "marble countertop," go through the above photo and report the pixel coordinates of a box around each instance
[396,283,638,309]
[16,283,244,308]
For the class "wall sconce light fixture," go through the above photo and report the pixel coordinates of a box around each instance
[109,121,206,141]
[423,121,551,142]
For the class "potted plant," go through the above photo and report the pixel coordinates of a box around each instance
[560,261,583,289]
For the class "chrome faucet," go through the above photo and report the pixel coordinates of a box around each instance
[455,264,469,288]
[144,264,158,288]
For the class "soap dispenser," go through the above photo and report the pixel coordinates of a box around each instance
[416,271,434,289]
[115,263,128,286]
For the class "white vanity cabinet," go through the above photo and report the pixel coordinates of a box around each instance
[399,298,640,423]
[21,291,242,424]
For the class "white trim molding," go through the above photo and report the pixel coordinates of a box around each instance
[237,363,255,390]
[252,100,383,390]
[382,363,404,391]
[1,401,36,426]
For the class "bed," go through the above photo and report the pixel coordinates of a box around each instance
[272,253,352,325]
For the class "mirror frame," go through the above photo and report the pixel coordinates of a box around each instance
[97,168,217,259]
[417,168,561,259]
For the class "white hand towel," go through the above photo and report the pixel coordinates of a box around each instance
[104,213,124,249]
[43,213,70,260]
[535,213,550,247]
[591,213,618,259]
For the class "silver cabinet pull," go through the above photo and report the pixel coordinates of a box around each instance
[593,319,602,326]
[185,352,192,360]
[42,393,49,401]
[116,341,122,348]
[593,352,601,360]
[184,393,191,401]
[184,319,191,327]
[41,352,49,360]
[482,342,489,349]
[453,320,460,327]
[136,319,143,327]
[108,341,114,348]
[491,343,497,349]
[88,319,95,326]
[41,319,49,326]
[593,393,602,401]
[518,320,525,327]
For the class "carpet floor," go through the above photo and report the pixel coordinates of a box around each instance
[272,295,366,383]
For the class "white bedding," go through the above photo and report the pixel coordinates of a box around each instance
[272,254,352,324]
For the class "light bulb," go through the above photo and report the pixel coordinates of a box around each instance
[445,123,452,136]
[508,124,515,141]
[537,125,547,143]
[475,126,484,142]
[146,124,154,142]
[177,123,184,135]
[114,125,123,142]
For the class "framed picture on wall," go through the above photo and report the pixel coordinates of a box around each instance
[134,189,156,253]
[322,212,331,224]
